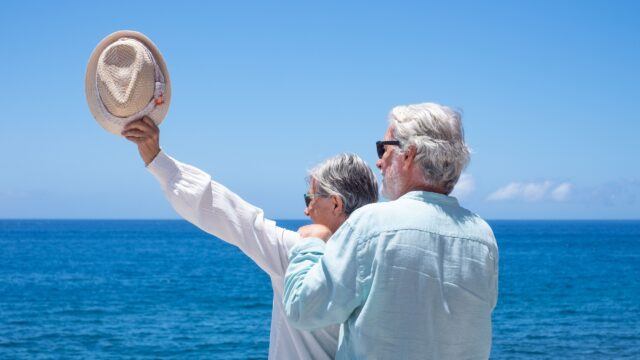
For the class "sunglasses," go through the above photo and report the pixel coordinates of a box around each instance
[376,140,401,159]
[304,193,324,207]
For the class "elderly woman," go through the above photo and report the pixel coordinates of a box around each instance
[122,117,378,360]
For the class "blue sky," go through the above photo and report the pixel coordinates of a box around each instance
[1,1,638,219]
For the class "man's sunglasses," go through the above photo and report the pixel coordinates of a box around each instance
[376,140,401,159]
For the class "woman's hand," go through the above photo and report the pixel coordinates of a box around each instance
[122,116,161,166]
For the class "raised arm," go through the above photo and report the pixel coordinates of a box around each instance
[123,118,297,277]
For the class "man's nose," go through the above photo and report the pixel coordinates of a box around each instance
[304,207,310,216]
[376,159,383,170]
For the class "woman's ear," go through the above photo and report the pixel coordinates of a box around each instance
[332,195,344,215]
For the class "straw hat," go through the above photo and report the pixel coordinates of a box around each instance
[85,30,171,135]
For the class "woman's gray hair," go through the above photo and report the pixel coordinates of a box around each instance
[308,153,379,215]
[389,102,470,194]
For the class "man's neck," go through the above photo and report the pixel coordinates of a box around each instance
[394,168,448,199]
[403,178,447,196]
[405,166,447,195]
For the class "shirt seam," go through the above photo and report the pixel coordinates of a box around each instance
[349,221,367,303]
[358,227,496,248]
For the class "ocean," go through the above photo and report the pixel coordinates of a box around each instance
[0,220,638,359]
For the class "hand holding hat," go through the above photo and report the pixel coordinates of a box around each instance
[122,116,161,166]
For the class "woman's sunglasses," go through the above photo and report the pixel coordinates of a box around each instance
[304,193,323,207]
[376,140,401,159]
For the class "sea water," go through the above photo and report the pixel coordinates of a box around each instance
[0,220,638,359]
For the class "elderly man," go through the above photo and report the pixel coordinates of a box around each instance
[283,103,499,359]
[122,117,379,359]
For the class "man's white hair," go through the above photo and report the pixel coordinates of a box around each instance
[389,102,470,194]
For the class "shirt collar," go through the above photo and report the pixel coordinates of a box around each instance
[399,190,460,207]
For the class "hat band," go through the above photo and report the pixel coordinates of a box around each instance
[94,42,166,127]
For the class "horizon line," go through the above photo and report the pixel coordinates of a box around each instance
[1,218,639,222]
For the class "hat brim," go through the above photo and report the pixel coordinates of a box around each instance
[85,30,171,136]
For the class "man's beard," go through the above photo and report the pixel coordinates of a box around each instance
[381,160,404,200]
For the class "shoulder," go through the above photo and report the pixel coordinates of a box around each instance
[446,205,497,248]
[347,201,394,222]
[471,215,497,247]
[342,201,402,237]
[280,226,302,254]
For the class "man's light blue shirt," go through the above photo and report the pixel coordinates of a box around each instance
[284,191,499,359]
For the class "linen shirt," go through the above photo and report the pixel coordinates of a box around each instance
[147,151,339,360]
[284,191,499,360]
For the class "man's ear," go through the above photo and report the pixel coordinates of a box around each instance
[332,195,344,215]
[402,145,417,171]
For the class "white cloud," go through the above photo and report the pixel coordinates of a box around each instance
[486,182,521,201]
[550,182,572,201]
[521,181,553,201]
[487,181,572,202]
[451,173,475,199]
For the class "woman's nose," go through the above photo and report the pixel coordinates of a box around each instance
[304,207,310,216]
